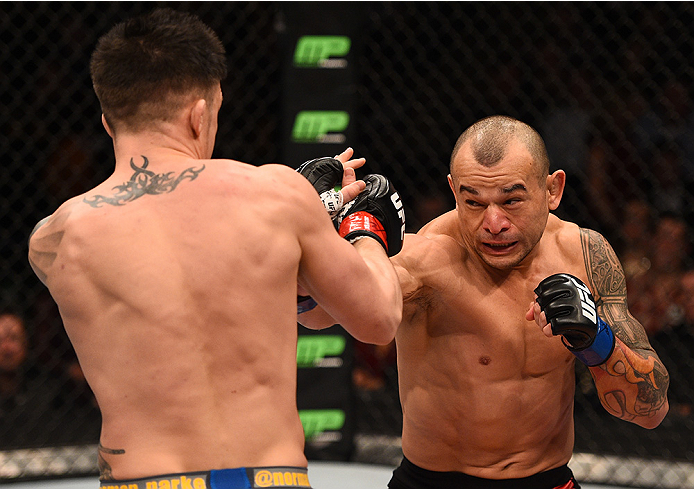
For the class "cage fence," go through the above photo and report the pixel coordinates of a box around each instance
[2,2,693,487]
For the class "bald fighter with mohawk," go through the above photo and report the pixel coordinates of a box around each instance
[300,115,669,489]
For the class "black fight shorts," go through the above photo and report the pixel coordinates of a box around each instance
[388,457,580,489]
[100,466,312,489]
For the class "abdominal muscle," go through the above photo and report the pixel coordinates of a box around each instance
[398,340,576,479]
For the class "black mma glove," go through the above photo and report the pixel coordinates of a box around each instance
[296,157,345,218]
[534,273,615,366]
[336,174,405,257]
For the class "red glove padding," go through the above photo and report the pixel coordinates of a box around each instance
[336,174,405,256]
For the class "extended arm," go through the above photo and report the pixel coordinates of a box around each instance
[295,147,365,324]
[291,168,402,345]
[295,151,405,340]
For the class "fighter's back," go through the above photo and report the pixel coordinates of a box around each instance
[29,158,310,478]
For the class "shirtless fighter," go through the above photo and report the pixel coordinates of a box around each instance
[27,8,402,489]
[299,115,670,488]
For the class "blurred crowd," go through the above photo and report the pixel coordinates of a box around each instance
[0,300,101,449]
[2,91,694,450]
[2,3,694,452]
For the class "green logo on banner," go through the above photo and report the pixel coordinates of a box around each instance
[294,35,351,67]
[292,111,350,144]
[297,335,346,367]
[299,409,346,439]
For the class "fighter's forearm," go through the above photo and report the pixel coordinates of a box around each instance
[297,302,337,330]
[589,337,669,428]
[297,237,402,343]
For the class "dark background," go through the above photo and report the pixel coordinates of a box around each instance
[2,2,693,486]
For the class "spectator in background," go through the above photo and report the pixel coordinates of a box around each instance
[617,199,654,283]
[616,200,656,344]
[31,288,102,439]
[630,80,694,228]
[0,309,28,402]
[42,133,100,209]
[631,80,694,167]
[646,140,687,217]
[628,213,691,338]
[0,306,100,449]
[540,71,596,229]
[585,110,644,235]
[650,269,694,417]
[0,308,60,448]
[409,191,451,233]
[353,341,397,392]
[651,213,691,276]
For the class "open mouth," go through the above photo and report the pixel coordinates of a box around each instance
[482,241,518,253]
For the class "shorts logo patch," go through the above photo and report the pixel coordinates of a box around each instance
[253,468,310,488]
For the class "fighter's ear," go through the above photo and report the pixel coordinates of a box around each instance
[189,98,207,138]
[101,114,113,139]
[447,174,458,208]
[547,170,566,211]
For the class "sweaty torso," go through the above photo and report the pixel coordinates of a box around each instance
[393,211,588,479]
[29,158,307,479]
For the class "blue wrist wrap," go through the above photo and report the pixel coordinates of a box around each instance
[565,317,616,366]
[297,295,318,314]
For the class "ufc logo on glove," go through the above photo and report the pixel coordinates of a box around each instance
[566,275,597,323]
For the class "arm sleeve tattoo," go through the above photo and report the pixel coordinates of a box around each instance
[580,228,669,423]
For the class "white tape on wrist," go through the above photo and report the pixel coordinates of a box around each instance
[348,235,373,245]
[319,189,343,218]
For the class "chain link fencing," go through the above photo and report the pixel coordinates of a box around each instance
[2,2,693,487]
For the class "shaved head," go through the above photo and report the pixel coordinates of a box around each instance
[450,116,550,182]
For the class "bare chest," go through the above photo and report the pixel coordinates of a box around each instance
[400,268,572,377]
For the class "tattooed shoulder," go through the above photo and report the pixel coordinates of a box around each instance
[28,213,65,284]
[29,215,51,240]
[579,228,626,300]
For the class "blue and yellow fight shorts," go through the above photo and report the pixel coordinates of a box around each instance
[100,466,312,489]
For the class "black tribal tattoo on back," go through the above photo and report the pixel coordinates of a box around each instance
[84,156,205,207]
